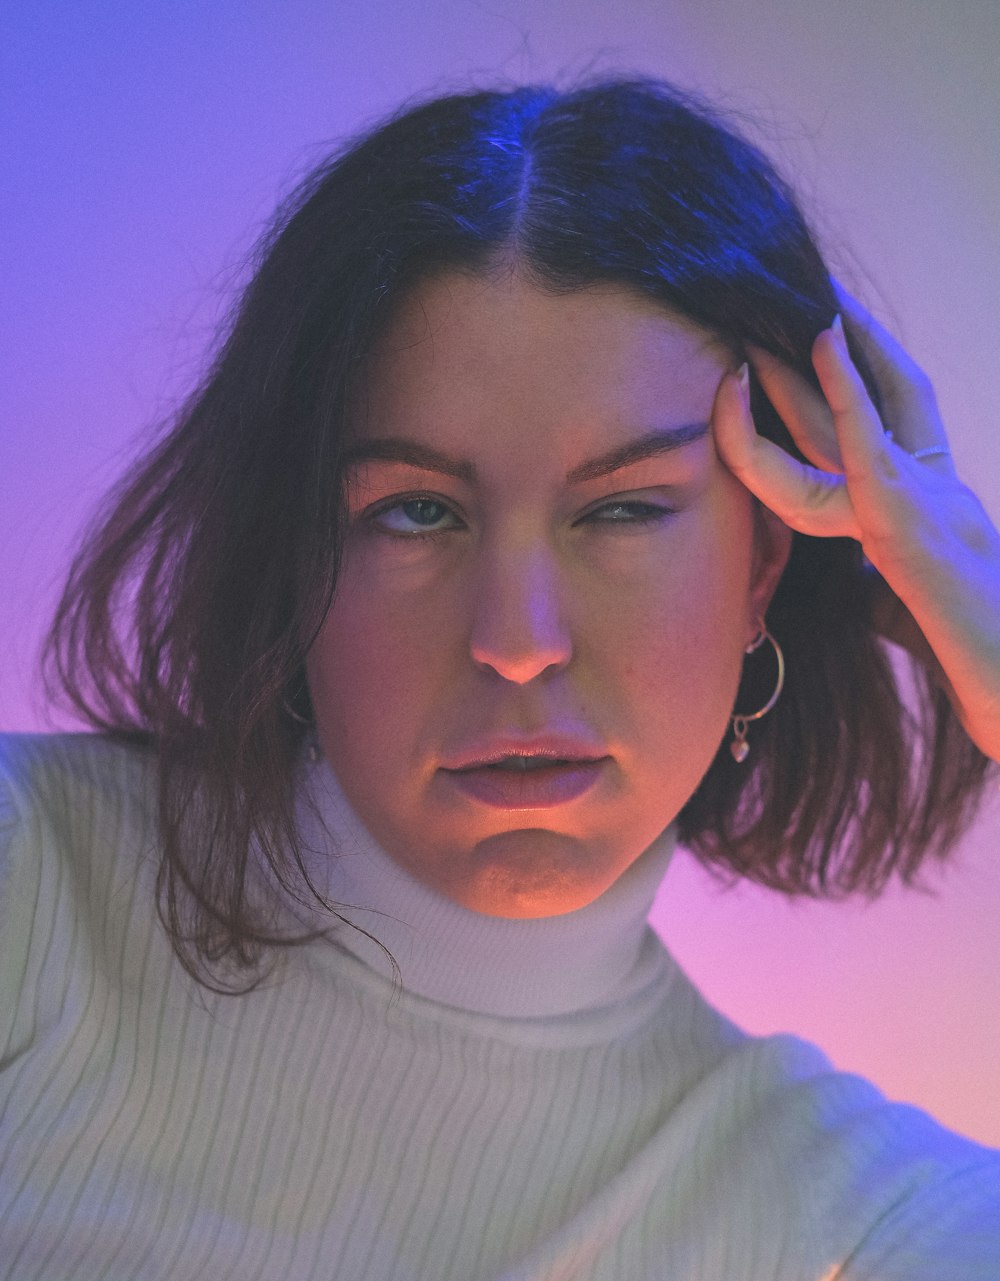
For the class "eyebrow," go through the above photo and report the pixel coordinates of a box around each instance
[342,422,710,485]
[566,422,710,482]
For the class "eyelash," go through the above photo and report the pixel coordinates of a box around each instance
[365,494,677,540]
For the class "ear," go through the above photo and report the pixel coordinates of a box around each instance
[747,502,793,639]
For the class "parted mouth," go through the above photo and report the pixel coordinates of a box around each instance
[472,755,582,772]
[442,736,608,772]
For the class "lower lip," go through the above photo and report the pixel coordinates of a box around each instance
[442,760,607,809]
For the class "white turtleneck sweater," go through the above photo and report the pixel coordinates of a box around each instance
[1,733,998,1280]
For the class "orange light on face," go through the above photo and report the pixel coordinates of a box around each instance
[308,269,790,917]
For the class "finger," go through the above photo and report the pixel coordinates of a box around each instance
[833,283,924,388]
[813,318,955,483]
[712,367,859,538]
[812,317,902,480]
[831,285,953,461]
[747,345,843,474]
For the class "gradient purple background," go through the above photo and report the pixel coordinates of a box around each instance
[3,1,999,1144]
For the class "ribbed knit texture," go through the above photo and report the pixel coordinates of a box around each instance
[1,734,999,1280]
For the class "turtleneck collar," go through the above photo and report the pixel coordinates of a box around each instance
[293,756,676,1020]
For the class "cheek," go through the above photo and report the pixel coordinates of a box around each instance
[309,616,397,733]
[610,498,755,709]
[306,566,450,749]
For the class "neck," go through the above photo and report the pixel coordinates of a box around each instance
[294,757,676,1019]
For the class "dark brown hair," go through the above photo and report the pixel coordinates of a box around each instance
[45,79,994,990]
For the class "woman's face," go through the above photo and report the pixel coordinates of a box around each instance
[307,269,790,916]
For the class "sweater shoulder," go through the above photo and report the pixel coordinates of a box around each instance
[0,730,158,885]
[0,733,159,1066]
[0,731,154,823]
[704,1030,1000,1275]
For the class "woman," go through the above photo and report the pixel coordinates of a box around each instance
[2,79,999,1278]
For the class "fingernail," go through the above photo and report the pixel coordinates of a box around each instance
[736,361,750,408]
[831,313,849,356]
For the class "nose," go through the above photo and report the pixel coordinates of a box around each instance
[468,538,573,684]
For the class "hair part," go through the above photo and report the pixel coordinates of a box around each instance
[45,78,994,990]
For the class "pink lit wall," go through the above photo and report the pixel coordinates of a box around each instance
[3,2,998,1145]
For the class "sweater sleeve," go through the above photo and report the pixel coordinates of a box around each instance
[0,736,54,1071]
[836,1154,1000,1280]
[710,1033,1000,1279]
[758,1036,1000,1280]
[0,734,155,1075]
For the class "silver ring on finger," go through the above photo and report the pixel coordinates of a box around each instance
[884,431,950,461]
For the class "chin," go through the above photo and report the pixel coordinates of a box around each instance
[456,830,620,918]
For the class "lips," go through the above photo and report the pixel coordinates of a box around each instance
[440,734,609,808]
[484,755,573,771]
[441,733,607,773]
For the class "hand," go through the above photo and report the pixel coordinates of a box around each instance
[712,287,1000,762]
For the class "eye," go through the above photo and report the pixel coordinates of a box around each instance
[583,499,676,526]
[369,496,463,537]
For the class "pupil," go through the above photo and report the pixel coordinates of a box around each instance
[404,499,445,526]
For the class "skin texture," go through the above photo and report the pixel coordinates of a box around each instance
[306,269,791,917]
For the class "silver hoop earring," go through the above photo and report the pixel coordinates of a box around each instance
[281,697,321,762]
[282,697,312,726]
[730,627,785,763]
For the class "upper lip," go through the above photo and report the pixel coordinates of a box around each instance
[441,733,609,771]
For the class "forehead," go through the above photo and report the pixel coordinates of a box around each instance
[353,270,729,456]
